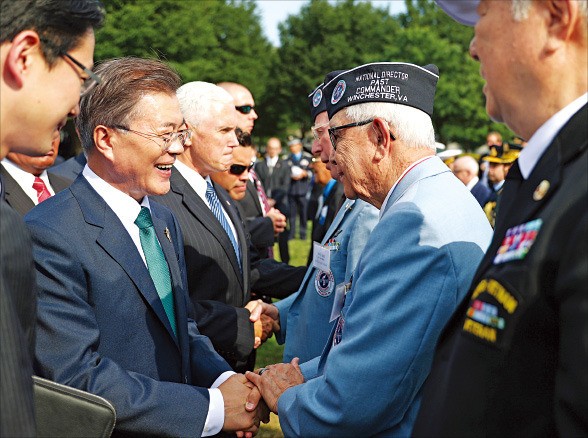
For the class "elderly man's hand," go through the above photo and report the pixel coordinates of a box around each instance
[245,358,305,413]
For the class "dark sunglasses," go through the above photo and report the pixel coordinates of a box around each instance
[235,105,255,114]
[229,163,254,175]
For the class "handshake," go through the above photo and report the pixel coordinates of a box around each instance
[218,301,305,436]
[245,299,281,349]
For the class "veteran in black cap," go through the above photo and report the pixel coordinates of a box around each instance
[246,62,492,437]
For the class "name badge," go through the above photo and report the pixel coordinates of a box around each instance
[313,241,331,272]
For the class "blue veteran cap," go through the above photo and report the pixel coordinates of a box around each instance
[323,62,439,119]
[435,0,480,26]
[308,70,347,121]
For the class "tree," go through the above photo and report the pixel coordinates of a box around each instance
[95,0,275,101]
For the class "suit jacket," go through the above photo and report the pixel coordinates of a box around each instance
[0,164,71,216]
[307,181,345,264]
[238,179,274,257]
[275,198,378,364]
[277,157,493,437]
[154,169,254,368]
[413,105,588,437]
[48,152,86,183]
[254,158,290,206]
[0,200,36,437]
[470,179,491,206]
[286,152,313,196]
[25,175,232,437]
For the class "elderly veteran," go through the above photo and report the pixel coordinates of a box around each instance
[246,62,492,437]
[414,1,588,436]
[259,70,379,365]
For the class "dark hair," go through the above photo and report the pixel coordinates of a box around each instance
[0,0,105,65]
[75,57,182,152]
[235,127,253,147]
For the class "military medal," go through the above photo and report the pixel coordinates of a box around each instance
[533,180,550,201]
[494,218,542,264]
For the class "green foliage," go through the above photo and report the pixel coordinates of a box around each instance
[93,0,513,151]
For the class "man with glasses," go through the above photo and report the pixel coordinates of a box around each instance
[26,58,265,436]
[154,82,304,373]
[1,1,104,435]
[218,82,258,135]
[256,70,378,366]
[246,62,492,436]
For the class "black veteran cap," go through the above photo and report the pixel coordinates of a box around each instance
[322,62,439,119]
[308,70,347,121]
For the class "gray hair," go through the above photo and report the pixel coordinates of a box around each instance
[511,0,587,20]
[453,155,479,174]
[176,81,234,127]
[343,102,436,151]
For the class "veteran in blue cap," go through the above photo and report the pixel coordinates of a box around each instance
[413,1,588,437]
[246,61,492,436]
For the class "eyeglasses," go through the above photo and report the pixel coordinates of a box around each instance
[235,105,255,114]
[112,125,192,151]
[61,53,102,97]
[229,163,254,175]
[311,122,330,141]
[40,37,101,97]
[328,119,396,150]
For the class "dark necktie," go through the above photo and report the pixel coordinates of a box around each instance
[135,207,176,336]
[32,177,51,203]
[205,182,241,269]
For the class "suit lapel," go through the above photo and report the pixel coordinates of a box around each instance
[71,177,179,346]
[0,165,35,216]
[170,170,244,289]
[247,180,263,215]
[214,182,248,294]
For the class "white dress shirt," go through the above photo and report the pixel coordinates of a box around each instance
[82,164,233,436]
[1,158,56,203]
[519,92,588,179]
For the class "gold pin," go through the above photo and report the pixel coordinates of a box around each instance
[533,180,550,201]
[164,227,171,242]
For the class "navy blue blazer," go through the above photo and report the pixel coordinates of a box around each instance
[25,175,231,436]
[470,179,491,206]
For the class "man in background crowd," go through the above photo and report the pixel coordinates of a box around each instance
[286,137,312,241]
[452,154,491,206]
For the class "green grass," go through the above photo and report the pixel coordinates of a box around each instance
[254,231,311,438]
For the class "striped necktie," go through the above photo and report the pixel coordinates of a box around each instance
[205,182,241,270]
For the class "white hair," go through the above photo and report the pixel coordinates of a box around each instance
[453,155,479,175]
[511,0,587,20]
[343,102,436,151]
[176,81,234,127]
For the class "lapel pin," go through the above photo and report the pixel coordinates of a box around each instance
[533,180,550,201]
[164,227,171,242]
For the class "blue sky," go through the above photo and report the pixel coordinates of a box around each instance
[255,0,408,46]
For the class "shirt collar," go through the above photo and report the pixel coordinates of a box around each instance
[518,93,587,179]
[82,164,149,226]
[466,176,479,191]
[174,159,208,202]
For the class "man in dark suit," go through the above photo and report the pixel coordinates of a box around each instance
[452,154,491,206]
[1,136,71,216]
[286,137,313,240]
[26,57,265,436]
[0,2,104,435]
[413,1,588,436]
[155,82,304,372]
[49,151,87,182]
[255,137,291,262]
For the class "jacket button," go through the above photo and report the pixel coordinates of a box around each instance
[184,376,188,384]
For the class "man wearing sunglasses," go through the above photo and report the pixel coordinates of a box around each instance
[218,82,258,135]
[247,62,492,436]
[1,1,104,435]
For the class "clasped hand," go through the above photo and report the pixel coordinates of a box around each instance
[245,300,280,349]
[245,358,305,414]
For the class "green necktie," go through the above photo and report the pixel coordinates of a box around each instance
[135,207,176,336]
